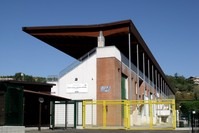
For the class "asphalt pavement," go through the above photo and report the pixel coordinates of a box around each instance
[25,128,193,133]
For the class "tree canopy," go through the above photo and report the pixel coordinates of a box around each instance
[0,72,46,83]
[166,73,199,115]
[167,73,195,92]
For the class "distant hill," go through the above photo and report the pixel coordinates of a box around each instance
[166,73,199,114]
[0,72,46,83]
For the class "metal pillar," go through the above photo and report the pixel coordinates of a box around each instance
[152,65,154,98]
[163,81,165,97]
[65,101,68,129]
[161,79,163,98]
[148,59,150,85]
[147,59,150,98]
[143,52,145,95]
[143,53,146,115]
[136,44,139,100]
[128,32,132,100]
[74,101,77,128]
[158,74,160,98]
[162,80,164,98]
[167,84,169,98]
[160,77,161,98]
[155,70,157,98]
[38,102,42,131]
[38,97,44,131]
[165,81,166,98]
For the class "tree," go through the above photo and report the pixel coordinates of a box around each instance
[180,101,199,115]
[12,72,46,82]
[166,74,195,93]
[167,74,199,116]
[193,85,199,100]
[14,72,24,81]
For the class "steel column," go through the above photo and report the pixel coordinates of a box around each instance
[160,77,162,98]
[128,32,132,100]
[148,59,150,85]
[143,52,145,96]
[65,101,67,129]
[136,44,139,100]
[147,59,150,98]
[143,53,146,115]
[158,74,160,98]
[152,65,154,99]
[155,70,157,98]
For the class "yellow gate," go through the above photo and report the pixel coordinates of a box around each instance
[83,99,176,130]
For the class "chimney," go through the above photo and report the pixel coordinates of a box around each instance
[98,31,105,47]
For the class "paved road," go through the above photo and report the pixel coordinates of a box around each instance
[25,128,193,133]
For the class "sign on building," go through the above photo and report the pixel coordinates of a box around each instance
[100,86,111,92]
[67,83,88,93]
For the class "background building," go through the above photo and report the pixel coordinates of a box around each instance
[0,80,69,133]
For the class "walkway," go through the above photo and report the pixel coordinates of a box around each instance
[25,128,192,133]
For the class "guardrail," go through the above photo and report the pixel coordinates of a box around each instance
[59,48,96,78]
[83,99,176,130]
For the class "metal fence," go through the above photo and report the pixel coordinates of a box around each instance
[83,99,176,130]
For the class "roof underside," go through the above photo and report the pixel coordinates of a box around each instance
[22,20,173,93]
[24,89,69,101]
[23,20,133,59]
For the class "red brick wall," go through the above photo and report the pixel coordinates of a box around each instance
[97,57,121,100]
[97,57,122,126]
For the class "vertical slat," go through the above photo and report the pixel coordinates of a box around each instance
[103,101,106,128]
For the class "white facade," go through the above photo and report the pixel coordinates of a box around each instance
[53,46,121,101]
[50,46,173,128]
[97,46,121,61]
[51,52,97,127]
[51,46,121,127]
[57,53,97,100]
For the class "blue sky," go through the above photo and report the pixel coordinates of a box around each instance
[0,0,198,78]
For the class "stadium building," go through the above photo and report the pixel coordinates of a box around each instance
[23,20,175,129]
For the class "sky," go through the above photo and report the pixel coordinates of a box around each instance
[0,0,199,78]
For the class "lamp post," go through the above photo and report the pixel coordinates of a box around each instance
[38,97,44,131]
[191,110,196,133]
[178,105,181,127]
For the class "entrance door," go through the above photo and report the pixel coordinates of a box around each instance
[121,77,125,100]
[67,104,74,127]
[5,86,23,125]
[121,75,128,126]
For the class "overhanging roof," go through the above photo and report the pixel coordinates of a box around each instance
[24,89,70,101]
[22,20,161,73]
[22,20,173,92]
[22,20,154,59]
[23,20,132,59]
[0,80,70,101]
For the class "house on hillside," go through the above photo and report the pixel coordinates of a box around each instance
[23,20,175,129]
[189,76,199,85]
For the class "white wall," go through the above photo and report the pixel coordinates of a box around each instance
[54,104,66,127]
[58,54,97,100]
[51,46,121,100]
[49,81,58,95]
[97,46,121,61]
[52,46,121,128]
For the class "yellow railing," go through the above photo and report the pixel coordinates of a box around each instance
[83,99,176,130]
